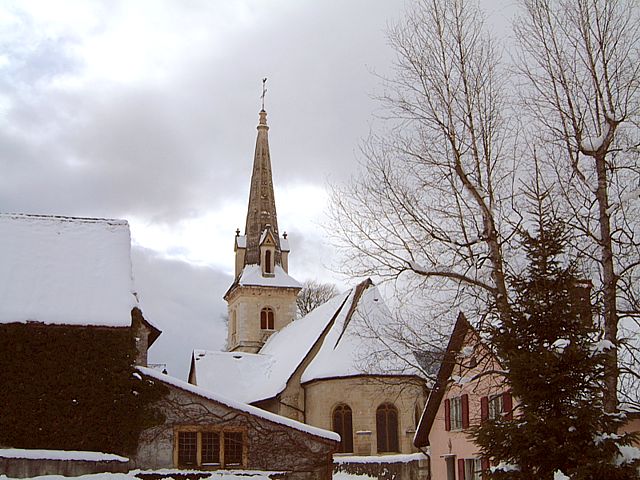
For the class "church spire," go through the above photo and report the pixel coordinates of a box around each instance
[243,85,281,266]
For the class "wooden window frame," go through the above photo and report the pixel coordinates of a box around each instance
[174,426,248,469]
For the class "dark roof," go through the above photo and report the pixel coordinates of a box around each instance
[414,312,471,447]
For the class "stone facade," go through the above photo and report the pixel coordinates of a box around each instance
[305,377,427,456]
[133,374,338,480]
[226,284,299,353]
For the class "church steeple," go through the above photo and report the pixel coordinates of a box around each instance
[224,93,301,354]
[243,108,281,266]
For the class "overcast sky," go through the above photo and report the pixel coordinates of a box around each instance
[0,0,515,378]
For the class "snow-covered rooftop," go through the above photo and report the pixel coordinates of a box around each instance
[0,214,137,327]
[193,280,419,404]
[139,366,340,442]
[192,291,352,403]
[238,264,302,289]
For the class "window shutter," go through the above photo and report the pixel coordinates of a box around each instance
[480,396,488,421]
[458,458,466,480]
[503,391,513,420]
[481,458,490,479]
[461,394,469,429]
[444,398,451,431]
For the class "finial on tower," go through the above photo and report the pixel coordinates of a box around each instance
[261,77,267,111]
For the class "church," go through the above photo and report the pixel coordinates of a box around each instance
[188,107,428,457]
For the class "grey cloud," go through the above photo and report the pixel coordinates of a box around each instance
[131,246,231,379]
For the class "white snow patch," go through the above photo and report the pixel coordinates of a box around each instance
[580,122,610,152]
[591,339,615,353]
[138,366,340,442]
[239,264,302,289]
[333,473,376,480]
[551,338,570,353]
[0,448,128,462]
[491,463,519,473]
[462,346,474,358]
[0,214,136,327]
[615,445,640,466]
[333,453,427,464]
[554,471,570,480]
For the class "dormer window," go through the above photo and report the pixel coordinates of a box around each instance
[265,250,272,274]
[260,307,274,330]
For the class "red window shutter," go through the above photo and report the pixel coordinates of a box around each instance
[461,394,469,429]
[458,458,466,480]
[444,399,451,431]
[480,396,488,421]
[481,458,490,478]
[503,391,513,420]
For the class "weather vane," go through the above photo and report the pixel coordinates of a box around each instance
[261,77,267,110]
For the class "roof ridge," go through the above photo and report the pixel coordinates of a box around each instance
[333,278,373,349]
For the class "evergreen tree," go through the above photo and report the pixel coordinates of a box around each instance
[472,186,639,480]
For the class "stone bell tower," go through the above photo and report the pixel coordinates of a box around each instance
[223,104,301,353]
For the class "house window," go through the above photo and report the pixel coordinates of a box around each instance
[175,428,245,468]
[445,394,469,431]
[464,458,483,480]
[332,404,353,453]
[488,394,503,420]
[450,397,463,430]
[376,403,399,453]
[177,431,197,466]
[260,307,274,330]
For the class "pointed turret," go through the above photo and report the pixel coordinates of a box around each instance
[244,109,281,266]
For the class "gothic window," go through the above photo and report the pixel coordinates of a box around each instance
[376,403,399,453]
[265,250,272,274]
[260,307,274,330]
[332,404,353,453]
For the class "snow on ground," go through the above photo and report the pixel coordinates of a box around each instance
[0,214,136,327]
[333,453,427,464]
[0,449,127,463]
[0,471,278,480]
[0,472,375,480]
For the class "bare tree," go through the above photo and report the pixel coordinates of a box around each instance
[513,0,640,412]
[296,280,338,317]
[328,0,518,368]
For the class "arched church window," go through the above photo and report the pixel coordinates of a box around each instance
[265,250,272,274]
[376,403,399,453]
[260,307,274,330]
[332,404,353,453]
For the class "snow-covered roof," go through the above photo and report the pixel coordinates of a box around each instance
[301,282,408,383]
[139,366,340,442]
[193,280,419,404]
[0,214,137,327]
[280,237,290,252]
[192,291,352,403]
[236,235,247,249]
[238,264,302,289]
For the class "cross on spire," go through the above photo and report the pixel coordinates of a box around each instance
[261,77,267,111]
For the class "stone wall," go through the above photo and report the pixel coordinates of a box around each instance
[333,454,430,480]
[304,377,428,455]
[133,380,337,480]
[0,456,128,478]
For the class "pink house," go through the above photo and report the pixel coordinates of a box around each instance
[414,313,512,480]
